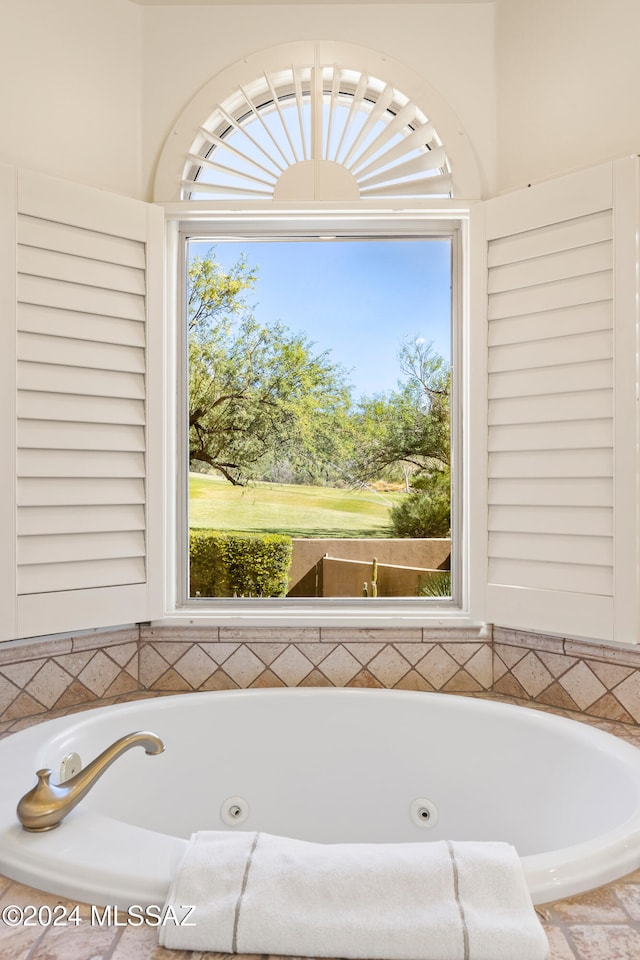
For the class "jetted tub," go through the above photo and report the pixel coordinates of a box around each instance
[1,688,640,907]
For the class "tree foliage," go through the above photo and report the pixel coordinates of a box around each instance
[352,339,450,482]
[188,247,353,485]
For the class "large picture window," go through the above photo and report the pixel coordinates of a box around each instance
[185,233,456,603]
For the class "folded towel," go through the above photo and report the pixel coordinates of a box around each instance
[160,831,549,960]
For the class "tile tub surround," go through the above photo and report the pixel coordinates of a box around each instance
[2,693,640,960]
[3,623,640,727]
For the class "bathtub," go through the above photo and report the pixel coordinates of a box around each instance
[1,688,640,907]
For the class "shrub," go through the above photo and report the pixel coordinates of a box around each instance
[190,530,293,597]
[389,470,451,538]
[417,571,451,597]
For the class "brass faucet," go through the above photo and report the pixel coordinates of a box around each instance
[17,731,165,832]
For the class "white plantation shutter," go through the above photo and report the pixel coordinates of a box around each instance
[0,166,163,641]
[470,159,639,643]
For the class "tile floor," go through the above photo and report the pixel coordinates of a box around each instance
[1,690,640,959]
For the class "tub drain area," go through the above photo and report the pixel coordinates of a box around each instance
[410,798,438,829]
[220,796,249,826]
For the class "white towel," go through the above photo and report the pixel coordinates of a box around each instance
[160,831,549,960]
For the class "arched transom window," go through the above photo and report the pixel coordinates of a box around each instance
[182,65,452,202]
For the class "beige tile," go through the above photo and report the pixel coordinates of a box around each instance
[103,672,140,699]
[441,642,483,665]
[414,646,459,689]
[51,651,95,678]
[543,925,578,960]
[269,646,314,685]
[366,647,411,686]
[173,646,217,688]
[0,637,72,666]
[0,659,45,688]
[552,887,628,923]
[316,646,361,685]
[245,642,288,665]
[343,642,386,665]
[149,668,194,693]
[586,693,635,725]
[537,650,577,679]
[145,641,194,666]
[197,643,239,664]
[393,642,433,665]
[25,662,74,709]
[27,918,121,959]
[464,646,493,688]
[393,670,435,691]
[104,642,139,668]
[587,660,635,689]
[219,627,320,642]
[493,642,529,669]
[537,681,580,713]
[0,678,22,718]
[77,652,122,698]
[346,669,385,688]
[567,924,640,960]
[612,672,640,723]
[139,646,171,688]
[199,669,239,691]
[249,669,286,688]
[442,668,483,692]
[320,627,422,642]
[492,672,529,699]
[112,920,191,959]
[52,681,97,712]
[294,642,338,665]
[219,647,264,686]
[612,882,640,920]
[492,651,509,682]
[558,662,607,711]
[564,641,640,669]
[493,628,564,653]
[511,652,554,698]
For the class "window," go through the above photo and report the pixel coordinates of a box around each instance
[156,42,476,624]
[185,234,455,603]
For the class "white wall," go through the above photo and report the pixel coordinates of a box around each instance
[496,0,640,193]
[0,0,142,197]
[140,2,496,200]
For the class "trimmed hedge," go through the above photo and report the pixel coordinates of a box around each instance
[190,530,293,598]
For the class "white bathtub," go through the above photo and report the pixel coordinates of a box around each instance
[1,688,640,907]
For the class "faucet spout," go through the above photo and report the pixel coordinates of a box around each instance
[17,731,164,832]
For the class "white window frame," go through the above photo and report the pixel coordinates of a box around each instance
[158,198,478,628]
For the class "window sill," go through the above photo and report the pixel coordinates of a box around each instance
[155,600,485,632]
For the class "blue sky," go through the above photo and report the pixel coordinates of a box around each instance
[188,238,451,400]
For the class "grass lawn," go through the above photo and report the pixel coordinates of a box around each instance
[189,473,403,537]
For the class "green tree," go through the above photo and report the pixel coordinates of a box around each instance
[351,338,451,537]
[188,247,353,485]
[353,338,450,481]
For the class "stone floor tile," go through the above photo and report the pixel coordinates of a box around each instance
[611,882,640,919]
[551,886,628,923]
[567,923,640,960]
[543,925,578,959]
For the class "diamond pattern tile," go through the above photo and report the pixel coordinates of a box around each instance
[222,647,265,686]
[27,661,74,708]
[3,625,640,734]
[367,647,411,686]
[511,652,553,698]
[173,645,217,688]
[415,646,459,690]
[270,646,314,685]
[559,662,607,711]
[317,646,361,685]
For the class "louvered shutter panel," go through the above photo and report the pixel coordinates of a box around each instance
[470,159,639,643]
[0,167,163,641]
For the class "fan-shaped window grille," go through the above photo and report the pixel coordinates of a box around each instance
[183,65,452,201]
